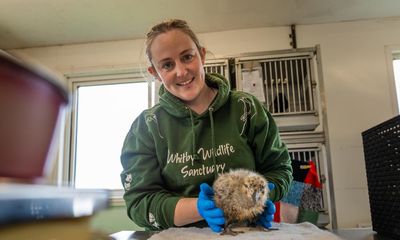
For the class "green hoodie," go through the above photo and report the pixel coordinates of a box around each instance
[120,73,292,230]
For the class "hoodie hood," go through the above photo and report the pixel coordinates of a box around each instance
[158,73,230,118]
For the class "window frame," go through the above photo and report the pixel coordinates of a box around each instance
[384,45,400,116]
[393,53,400,114]
[61,68,152,205]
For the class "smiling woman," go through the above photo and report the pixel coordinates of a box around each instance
[120,19,292,232]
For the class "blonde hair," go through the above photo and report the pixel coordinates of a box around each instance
[145,19,202,63]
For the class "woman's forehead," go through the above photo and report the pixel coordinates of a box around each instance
[150,30,196,60]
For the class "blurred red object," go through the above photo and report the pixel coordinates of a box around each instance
[0,51,69,179]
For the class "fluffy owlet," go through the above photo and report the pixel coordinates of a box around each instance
[213,169,269,235]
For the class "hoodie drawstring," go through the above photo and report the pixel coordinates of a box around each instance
[188,108,200,161]
[187,106,218,177]
[208,107,218,178]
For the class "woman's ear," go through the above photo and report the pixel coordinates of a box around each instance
[148,66,161,81]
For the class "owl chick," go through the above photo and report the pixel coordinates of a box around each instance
[212,169,269,236]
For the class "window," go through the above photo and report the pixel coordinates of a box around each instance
[65,70,152,192]
[393,58,400,113]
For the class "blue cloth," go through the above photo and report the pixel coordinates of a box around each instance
[281,180,305,206]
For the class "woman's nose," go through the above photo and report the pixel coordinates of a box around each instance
[175,62,187,77]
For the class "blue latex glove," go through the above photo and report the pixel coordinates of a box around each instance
[197,183,225,232]
[257,182,276,229]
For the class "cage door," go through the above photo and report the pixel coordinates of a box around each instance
[235,48,322,132]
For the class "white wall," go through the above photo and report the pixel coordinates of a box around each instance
[11,19,400,229]
[298,19,400,228]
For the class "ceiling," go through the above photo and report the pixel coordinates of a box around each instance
[1,0,400,50]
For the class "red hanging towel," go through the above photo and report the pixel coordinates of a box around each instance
[304,161,322,189]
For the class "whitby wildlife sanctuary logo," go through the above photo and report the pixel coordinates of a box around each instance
[166,143,236,178]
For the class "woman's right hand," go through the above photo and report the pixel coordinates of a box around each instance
[197,183,225,232]
[257,182,276,229]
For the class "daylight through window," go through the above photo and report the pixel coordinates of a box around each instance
[74,81,148,189]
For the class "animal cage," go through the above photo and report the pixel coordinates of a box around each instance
[235,47,322,132]
[204,59,230,81]
[286,143,331,227]
[261,56,315,114]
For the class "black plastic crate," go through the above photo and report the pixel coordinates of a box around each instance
[362,115,400,239]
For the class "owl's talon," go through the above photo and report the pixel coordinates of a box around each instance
[220,226,244,236]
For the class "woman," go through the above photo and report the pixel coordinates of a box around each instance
[120,19,292,232]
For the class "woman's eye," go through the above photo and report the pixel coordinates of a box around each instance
[182,54,193,62]
[162,62,174,70]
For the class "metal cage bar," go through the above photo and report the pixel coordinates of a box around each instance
[204,59,230,81]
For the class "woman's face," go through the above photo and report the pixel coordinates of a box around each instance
[148,29,206,105]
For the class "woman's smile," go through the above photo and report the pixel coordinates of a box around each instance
[177,77,195,86]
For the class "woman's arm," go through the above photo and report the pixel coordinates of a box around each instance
[121,113,181,230]
[174,198,202,226]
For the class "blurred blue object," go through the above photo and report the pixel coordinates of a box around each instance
[0,183,109,225]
